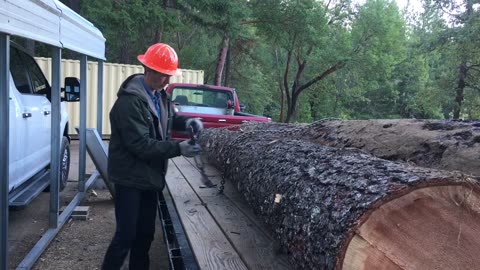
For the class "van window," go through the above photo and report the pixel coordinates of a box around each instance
[19,50,49,94]
[10,47,32,94]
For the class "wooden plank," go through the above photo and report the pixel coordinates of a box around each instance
[165,161,248,270]
[172,157,221,197]
[181,157,282,238]
[172,157,292,270]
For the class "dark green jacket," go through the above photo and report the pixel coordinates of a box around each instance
[108,74,185,191]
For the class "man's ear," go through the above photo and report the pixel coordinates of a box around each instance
[144,66,153,75]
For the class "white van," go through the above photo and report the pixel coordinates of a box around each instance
[7,42,80,209]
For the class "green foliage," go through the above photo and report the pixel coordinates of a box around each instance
[70,0,480,122]
[80,0,180,63]
[417,0,480,119]
[177,0,249,36]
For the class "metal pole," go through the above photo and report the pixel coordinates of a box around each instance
[0,33,10,270]
[78,55,87,192]
[17,172,100,270]
[49,47,61,228]
[96,60,103,137]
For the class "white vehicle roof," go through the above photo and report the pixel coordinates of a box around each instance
[0,0,105,59]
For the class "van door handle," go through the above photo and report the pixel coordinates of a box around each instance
[23,112,32,118]
[43,110,51,115]
[218,119,226,122]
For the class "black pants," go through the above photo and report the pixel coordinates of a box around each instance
[102,184,158,270]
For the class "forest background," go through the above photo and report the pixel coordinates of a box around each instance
[27,0,480,123]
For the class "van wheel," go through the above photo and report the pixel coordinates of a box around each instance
[59,136,70,191]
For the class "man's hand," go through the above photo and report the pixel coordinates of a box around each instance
[185,118,203,133]
[179,140,201,157]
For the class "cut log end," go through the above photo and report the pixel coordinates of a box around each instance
[341,184,480,270]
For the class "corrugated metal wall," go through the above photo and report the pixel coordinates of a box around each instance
[35,57,204,135]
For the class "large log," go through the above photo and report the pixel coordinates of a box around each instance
[300,119,480,177]
[231,119,480,177]
[199,126,480,270]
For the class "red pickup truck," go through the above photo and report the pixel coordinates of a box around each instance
[166,83,271,140]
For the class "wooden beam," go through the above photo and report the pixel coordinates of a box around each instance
[165,161,248,270]
[173,157,292,269]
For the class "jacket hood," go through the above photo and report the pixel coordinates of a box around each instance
[118,74,149,100]
[118,74,158,118]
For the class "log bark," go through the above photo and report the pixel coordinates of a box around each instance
[228,119,480,177]
[199,124,480,270]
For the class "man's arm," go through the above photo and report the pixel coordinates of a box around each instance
[112,96,181,160]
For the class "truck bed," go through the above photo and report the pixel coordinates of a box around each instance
[165,156,292,270]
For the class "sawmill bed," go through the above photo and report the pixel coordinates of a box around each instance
[163,156,292,270]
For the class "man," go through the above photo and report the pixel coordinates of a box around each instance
[102,43,202,270]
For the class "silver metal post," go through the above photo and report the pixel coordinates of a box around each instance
[97,60,104,137]
[49,47,61,228]
[0,33,10,270]
[78,55,87,192]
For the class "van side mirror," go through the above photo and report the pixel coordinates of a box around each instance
[63,77,81,102]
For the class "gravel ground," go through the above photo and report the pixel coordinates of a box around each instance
[31,186,169,270]
[8,140,169,269]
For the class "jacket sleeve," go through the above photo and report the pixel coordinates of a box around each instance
[111,95,181,161]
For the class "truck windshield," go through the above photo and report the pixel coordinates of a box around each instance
[171,87,233,109]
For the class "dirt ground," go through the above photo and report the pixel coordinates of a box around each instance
[8,140,169,270]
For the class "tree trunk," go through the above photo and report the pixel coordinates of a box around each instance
[453,60,467,119]
[275,48,285,122]
[285,90,299,122]
[199,125,480,269]
[298,119,480,177]
[230,119,480,177]
[214,35,229,86]
[224,45,231,87]
[285,103,294,123]
[279,84,285,122]
[154,29,163,43]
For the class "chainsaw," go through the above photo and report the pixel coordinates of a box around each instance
[187,123,217,189]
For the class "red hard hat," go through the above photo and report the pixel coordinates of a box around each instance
[137,43,180,76]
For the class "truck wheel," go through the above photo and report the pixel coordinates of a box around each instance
[59,136,70,191]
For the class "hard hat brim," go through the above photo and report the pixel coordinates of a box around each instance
[137,54,181,76]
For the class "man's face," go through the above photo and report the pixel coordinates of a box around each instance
[145,69,171,90]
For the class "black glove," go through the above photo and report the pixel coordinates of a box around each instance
[179,140,201,157]
[185,118,203,134]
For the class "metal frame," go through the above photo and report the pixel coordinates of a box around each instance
[0,40,104,270]
[49,47,61,228]
[97,60,104,137]
[16,172,100,269]
[0,33,10,270]
[14,50,104,270]
[78,55,88,193]
[1,36,195,270]
[158,189,199,270]
[1,1,105,269]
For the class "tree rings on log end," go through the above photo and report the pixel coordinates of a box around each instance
[341,184,480,270]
